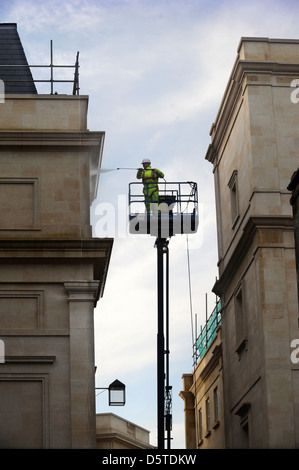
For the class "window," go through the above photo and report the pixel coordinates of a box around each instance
[206,398,211,434]
[213,387,219,424]
[228,170,239,227]
[235,403,250,448]
[198,408,203,443]
[235,283,247,355]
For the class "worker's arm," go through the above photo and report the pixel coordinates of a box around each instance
[136,169,143,179]
[154,169,164,179]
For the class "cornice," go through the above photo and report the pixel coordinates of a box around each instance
[0,238,113,254]
[0,238,113,298]
[4,356,56,363]
[205,60,299,164]
[64,281,101,305]
[213,215,294,296]
[0,130,105,149]
[178,389,195,407]
[235,60,299,81]
[237,37,299,52]
[96,432,154,450]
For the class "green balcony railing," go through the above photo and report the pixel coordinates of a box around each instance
[193,300,221,366]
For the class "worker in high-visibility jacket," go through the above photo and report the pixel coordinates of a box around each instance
[136,158,164,213]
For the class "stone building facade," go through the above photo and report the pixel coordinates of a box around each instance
[180,325,225,449]
[181,37,299,449]
[0,24,113,448]
[96,413,154,449]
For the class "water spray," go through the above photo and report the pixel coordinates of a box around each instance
[99,167,139,173]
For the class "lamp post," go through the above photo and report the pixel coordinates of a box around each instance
[96,379,126,406]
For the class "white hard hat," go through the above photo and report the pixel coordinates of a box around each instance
[142,158,151,164]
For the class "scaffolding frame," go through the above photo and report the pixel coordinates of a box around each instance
[193,299,221,367]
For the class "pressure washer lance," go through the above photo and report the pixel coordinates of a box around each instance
[99,167,139,173]
[99,167,167,185]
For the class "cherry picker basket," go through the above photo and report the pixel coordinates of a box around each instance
[128,181,198,237]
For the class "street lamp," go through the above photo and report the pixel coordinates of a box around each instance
[108,379,126,406]
[96,379,126,406]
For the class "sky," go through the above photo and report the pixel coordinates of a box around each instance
[2,0,299,449]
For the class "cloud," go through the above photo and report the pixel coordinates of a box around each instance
[5,1,224,131]
[5,0,104,34]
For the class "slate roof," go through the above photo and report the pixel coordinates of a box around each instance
[0,23,37,94]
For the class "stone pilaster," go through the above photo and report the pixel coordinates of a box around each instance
[179,374,196,449]
[64,281,100,449]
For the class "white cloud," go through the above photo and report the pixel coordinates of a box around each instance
[5,0,104,33]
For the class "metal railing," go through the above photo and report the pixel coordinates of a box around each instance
[128,181,199,237]
[129,181,198,216]
[0,40,79,95]
[193,300,221,366]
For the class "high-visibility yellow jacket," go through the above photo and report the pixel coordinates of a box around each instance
[136,166,164,185]
[136,166,165,200]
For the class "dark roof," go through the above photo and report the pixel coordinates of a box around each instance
[0,23,37,94]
